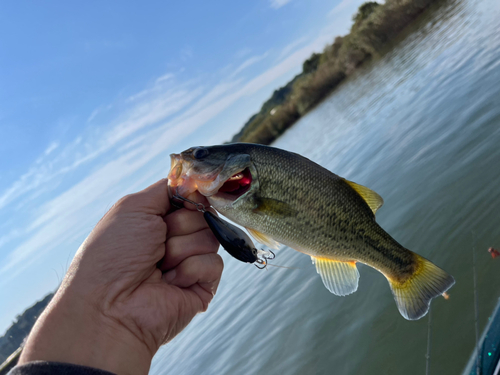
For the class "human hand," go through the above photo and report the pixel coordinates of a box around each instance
[19,179,222,375]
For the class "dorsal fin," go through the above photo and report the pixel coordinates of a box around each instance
[311,256,359,296]
[343,179,384,215]
[247,228,280,249]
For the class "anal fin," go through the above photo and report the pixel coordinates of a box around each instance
[312,257,360,296]
[247,228,280,249]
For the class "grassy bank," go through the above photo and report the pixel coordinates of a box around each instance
[231,0,439,145]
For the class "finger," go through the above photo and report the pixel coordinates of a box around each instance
[160,228,219,270]
[116,179,171,216]
[162,253,224,293]
[179,191,210,212]
[164,209,209,239]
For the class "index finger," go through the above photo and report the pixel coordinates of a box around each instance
[169,188,211,212]
[118,179,171,216]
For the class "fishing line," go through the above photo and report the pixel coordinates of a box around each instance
[265,263,301,270]
[472,231,481,375]
[425,306,432,375]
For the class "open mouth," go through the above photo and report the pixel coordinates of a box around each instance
[217,168,252,199]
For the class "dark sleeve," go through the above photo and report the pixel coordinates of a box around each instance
[8,361,116,375]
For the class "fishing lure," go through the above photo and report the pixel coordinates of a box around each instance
[488,247,500,259]
[172,189,274,268]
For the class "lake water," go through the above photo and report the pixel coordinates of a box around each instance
[150,0,500,373]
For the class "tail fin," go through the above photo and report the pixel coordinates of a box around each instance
[387,253,455,320]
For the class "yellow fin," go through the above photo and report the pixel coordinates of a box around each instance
[247,228,280,249]
[311,257,359,296]
[387,253,455,320]
[343,179,384,215]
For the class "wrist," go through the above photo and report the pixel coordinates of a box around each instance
[19,286,153,375]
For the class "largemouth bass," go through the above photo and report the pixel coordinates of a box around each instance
[168,143,455,320]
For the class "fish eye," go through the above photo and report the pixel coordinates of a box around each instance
[193,147,209,159]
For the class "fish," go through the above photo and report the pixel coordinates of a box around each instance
[167,143,455,320]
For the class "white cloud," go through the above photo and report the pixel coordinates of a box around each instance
[229,52,269,78]
[87,105,112,123]
[0,83,200,213]
[104,88,202,146]
[0,229,21,250]
[329,0,356,16]
[156,73,174,84]
[0,166,50,211]
[270,0,292,9]
[277,36,308,61]
[44,142,59,156]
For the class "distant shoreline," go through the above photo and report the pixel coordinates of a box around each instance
[231,0,443,145]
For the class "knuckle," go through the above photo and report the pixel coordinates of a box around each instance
[115,194,136,211]
[165,236,184,259]
[204,228,220,250]
[210,253,224,274]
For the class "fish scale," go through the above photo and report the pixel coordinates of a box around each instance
[168,143,455,320]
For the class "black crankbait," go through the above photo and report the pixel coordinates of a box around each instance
[171,189,274,268]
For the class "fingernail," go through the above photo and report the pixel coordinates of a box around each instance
[163,269,176,283]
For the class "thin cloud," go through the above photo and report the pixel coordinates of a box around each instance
[0,82,200,213]
[44,142,59,156]
[0,229,21,250]
[104,88,202,146]
[277,36,308,61]
[329,0,355,16]
[87,104,113,123]
[156,73,174,84]
[229,52,269,78]
[270,0,292,9]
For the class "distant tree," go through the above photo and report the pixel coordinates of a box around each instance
[352,2,380,24]
[0,293,54,363]
[302,53,322,74]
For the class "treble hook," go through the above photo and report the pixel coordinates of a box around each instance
[255,258,267,269]
[254,249,276,269]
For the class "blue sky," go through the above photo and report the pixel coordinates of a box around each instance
[0,0,366,334]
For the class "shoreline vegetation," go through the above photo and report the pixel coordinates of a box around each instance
[0,293,53,367]
[231,0,439,145]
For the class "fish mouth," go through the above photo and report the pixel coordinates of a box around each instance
[215,167,253,201]
[167,154,252,200]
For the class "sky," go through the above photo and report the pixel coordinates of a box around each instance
[0,0,367,334]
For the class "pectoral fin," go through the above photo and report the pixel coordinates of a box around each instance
[343,179,384,215]
[312,256,359,296]
[247,228,280,249]
[252,197,297,217]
